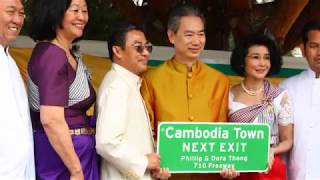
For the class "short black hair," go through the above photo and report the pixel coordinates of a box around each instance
[230,33,282,77]
[302,20,320,46]
[107,21,146,60]
[29,0,88,41]
[167,3,205,33]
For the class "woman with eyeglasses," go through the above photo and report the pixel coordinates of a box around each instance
[27,0,99,179]
[224,34,293,180]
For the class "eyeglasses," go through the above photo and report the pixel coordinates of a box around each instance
[132,43,153,54]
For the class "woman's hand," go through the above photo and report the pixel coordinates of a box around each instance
[265,148,275,173]
[70,170,84,180]
[40,106,83,179]
[220,168,239,179]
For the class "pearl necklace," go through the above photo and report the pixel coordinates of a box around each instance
[240,81,263,96]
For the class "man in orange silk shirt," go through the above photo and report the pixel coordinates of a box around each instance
[141,3,229,180]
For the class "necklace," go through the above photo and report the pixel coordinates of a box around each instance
[240,81,263,96]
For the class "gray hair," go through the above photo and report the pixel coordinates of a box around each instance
[167,4,205,33]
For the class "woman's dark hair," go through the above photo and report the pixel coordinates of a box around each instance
[107,20,146,60]
[230,33,282,77]
[29,0,88,41]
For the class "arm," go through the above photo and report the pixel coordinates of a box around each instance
[40,106,83,179]
[218,77,230,122]
[267,123,293,171]
[35,48,83,179]
[96,81,156,178]
[273,91,293,155]
[267,91,293,170]
[141,78,157,139]
[273,124,293,155]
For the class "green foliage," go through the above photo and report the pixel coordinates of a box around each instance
[84,0,122,40]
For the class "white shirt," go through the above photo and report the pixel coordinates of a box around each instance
[0,45,35,179]
[96,63,154,180]
[280,69,320,180]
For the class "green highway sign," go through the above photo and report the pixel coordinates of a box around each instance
[157,122,270,173]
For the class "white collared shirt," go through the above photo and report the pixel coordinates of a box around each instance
[280,69,320,180]
[0,45,35,179]
[96,63,154,180]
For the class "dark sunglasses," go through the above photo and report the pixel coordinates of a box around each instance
[132,43,153,54]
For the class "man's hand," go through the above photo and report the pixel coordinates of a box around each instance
[146,153,160,170]
[151,168,171,180]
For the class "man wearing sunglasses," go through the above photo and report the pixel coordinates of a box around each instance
[96,21,170,180]
[141,3,229,180]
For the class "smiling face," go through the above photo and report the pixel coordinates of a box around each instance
[0,0,24,46]
[168,16,205,63]
[56,0,88,42]
[244,45,271,80]
[113,30,150,75]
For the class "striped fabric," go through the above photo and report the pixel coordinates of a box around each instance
[229,80,283,123]
[28,52,91,111]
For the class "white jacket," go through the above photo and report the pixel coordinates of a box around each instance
[96,63,154,180]
[0,46,35,179]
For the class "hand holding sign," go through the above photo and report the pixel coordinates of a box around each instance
[151,168,171,179]
[220,168,239,179]
[146,153,160,170]
[157,122,270,173]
